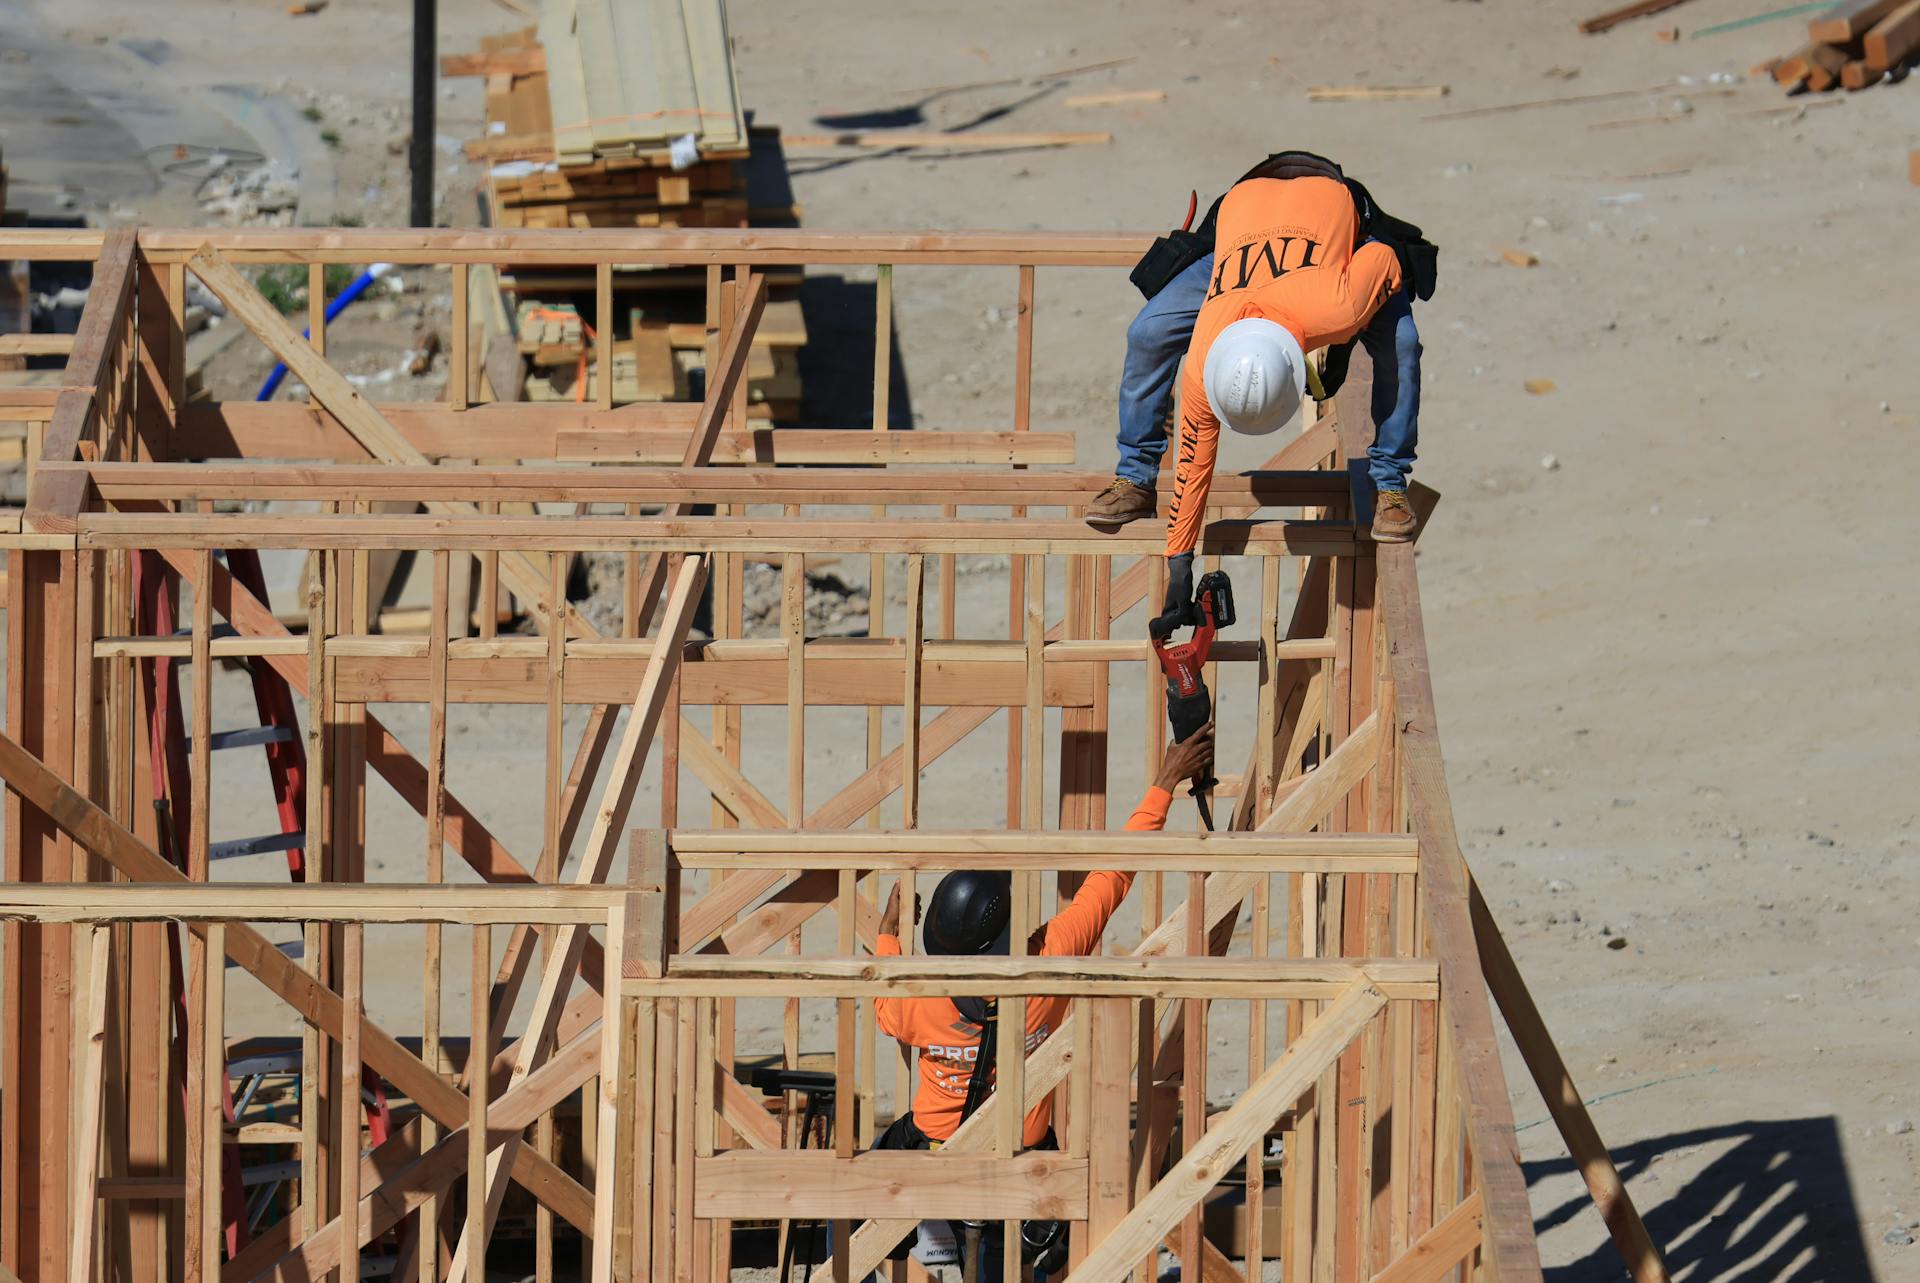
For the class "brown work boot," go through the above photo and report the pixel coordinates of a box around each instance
[1085,477,1156,528]
[1371,489,1417,543]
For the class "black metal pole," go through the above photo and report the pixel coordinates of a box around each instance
[408,0,436,227]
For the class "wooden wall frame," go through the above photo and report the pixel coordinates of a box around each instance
[0,228,1667,1283]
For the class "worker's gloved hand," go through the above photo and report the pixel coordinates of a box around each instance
[1151,552,1196,639]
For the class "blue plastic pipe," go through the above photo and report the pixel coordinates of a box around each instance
[254,263,393,400]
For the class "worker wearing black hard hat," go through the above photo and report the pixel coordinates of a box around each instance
[868,725,1213,1273]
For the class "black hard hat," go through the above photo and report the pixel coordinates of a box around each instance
[923,870,1012,956]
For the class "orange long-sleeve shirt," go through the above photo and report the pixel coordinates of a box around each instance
[874,786,1171,1144]
[1165,176,1404,556]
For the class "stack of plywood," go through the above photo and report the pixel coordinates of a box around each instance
[1766,0,1920,91]
[446,9,808,422]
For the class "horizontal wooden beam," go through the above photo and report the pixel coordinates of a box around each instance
[63,462,1346,509]
[0,883,624,925]
[329,652,1101,707]
[0,227,1160,268]
[0,336,75,356]
[170,403,1079,464]
[667,829,1417,872]
[625,955,1438,999]
[72,513,1354,555]
[131,226,1154,266]
[0,230,105,260]
[693,1152,1089,1220]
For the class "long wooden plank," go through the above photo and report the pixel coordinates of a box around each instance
[328,653,1100,708]
[1808,0,1909,40]
[31,229,135,480]
[1373,543,1543,1282]
[134,227,1153,267]
[1069,983,1386,1283]
[693,1153,1089,1220]
[65,462,1344,509]
[626,956,1435,999]
[67,926,112,1283]
[1469,883,1668,1281]
[0,729,596,1236]
[75,512,1348,557]
[170,405,1078,465]
[0,884,625,924]
[1863,0,1920,68]
[1576,0,1694,34]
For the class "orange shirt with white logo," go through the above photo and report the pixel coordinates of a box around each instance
[1165,176,1404,557]
[874,786,1171,1144]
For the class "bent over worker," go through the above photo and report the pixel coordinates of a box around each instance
[1084,151,1437,570]
[869,723,1215,1274]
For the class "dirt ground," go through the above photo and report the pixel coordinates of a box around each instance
[5,0,1919,1277]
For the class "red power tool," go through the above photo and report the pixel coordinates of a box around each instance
[1150,569,1235,829]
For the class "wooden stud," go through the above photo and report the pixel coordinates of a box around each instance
[596,262,614,410]
[469,923,490,1283]
[786,537,806,827]
[450,265,469,412]
[339,921,362,1283]
[901,554,925,828]
[420,548,449,1278]
[1024,555,1044,831]
[68,925,112,1283]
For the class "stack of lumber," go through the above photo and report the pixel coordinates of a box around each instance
[521,295,806,419]
[488,154,747,229]
[445,17,808,421]
[457,28,756,230]
[1765,0,1920,91]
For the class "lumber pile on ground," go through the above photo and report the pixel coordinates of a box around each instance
[445,21,806,420]
[1763,0,1920,91]
[456,28,757,230]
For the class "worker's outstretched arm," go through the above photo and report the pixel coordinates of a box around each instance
[1154,365,1218,637]
[1162,362,1219,562]
[1041,724,1215,956]
[872,880,919,1039]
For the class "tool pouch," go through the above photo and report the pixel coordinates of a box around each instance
[1130,227,1210,300]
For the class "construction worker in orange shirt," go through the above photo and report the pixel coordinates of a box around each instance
[1085,152,1438,608]
[868,723,1215,1276]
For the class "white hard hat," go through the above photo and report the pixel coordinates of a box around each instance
[1202,318,1306,436]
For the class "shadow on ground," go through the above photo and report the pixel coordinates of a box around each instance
[794,275,914,429]
[1530,1117,1875,1282]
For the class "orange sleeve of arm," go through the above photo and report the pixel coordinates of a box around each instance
[1344,241,1405,335]
[1039,787,1170,956]
[1164,364,1219,558]
[874,933,907,1039]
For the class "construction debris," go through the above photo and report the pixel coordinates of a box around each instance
[1764,0,1920,92]
[1307,84,1450,101]
[1578,0,1697,35]
[778,130,1112,150]
[444,21,807,421]
[1064,89,1165,107]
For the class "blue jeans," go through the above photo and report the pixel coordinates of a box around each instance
[1114,250,1422,494]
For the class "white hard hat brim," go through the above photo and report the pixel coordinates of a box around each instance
[1202,318,1307,436]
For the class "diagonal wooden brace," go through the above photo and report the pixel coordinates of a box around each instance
[0,729,593,1237]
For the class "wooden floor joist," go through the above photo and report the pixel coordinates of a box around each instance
[0,227,1663,1283]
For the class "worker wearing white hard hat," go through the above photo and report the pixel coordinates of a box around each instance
[1123,166,1430,636]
